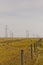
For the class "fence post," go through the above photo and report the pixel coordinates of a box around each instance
[30,44,33,59]
[21,50,24,65]
[34,43,36,53]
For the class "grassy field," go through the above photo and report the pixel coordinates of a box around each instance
[0,38,42,65]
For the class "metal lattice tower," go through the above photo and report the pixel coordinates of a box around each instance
[26,30,29,38]
[5,25,8,38]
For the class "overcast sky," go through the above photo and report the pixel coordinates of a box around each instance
[0,0,43,37]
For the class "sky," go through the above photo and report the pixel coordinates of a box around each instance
[0,0,43,37]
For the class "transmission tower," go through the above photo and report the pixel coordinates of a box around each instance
[5,25,8,38]
[26,30,29,38]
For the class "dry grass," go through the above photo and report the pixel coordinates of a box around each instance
[0,38,42,65]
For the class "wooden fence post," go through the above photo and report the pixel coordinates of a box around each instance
[30,44,33,59]
[21,50,24,65]
[34,43,36,53]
